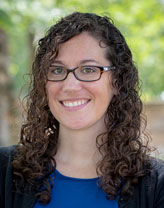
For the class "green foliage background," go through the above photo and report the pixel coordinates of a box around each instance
[1,0,164,102]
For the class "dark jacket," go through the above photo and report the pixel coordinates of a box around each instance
[0,145,164,208]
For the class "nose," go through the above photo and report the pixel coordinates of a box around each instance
[61,71,82,92]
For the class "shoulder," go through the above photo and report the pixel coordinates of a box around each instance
[138,157,164,207]
[148,156,164,180]
[150,156,164,167]
[0,145,17,169]
[122,157,164,208]
[0,146,17,202]
[0,145,17,155]
[147,157,164,191]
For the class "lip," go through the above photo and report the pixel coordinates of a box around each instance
[59,98,91,111]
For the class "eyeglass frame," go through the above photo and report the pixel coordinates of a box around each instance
[47,65,116,82]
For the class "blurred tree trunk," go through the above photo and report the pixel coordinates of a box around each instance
[0,28,14,146]
[28,29,35,70]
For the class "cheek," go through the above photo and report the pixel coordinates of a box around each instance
[46,83,59,98]
[46,84,60,111]
[98,78,114,107]
[91,76,113,99]
[46,84,60,119]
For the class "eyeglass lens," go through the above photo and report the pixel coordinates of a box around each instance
[47,66,102,81]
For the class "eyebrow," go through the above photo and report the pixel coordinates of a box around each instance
[51,59,100,65]
[80,59,100,64]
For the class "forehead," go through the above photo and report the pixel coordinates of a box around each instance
[55,32,109,65]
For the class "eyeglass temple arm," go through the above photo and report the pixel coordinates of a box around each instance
[103,66,116,72]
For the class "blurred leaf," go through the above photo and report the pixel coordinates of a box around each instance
[0,9,12,29]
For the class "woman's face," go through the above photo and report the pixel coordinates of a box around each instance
[46,32,115,131]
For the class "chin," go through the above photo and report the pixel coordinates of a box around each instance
[62,120,91,131]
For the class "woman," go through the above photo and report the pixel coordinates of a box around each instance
[0,12,164,208]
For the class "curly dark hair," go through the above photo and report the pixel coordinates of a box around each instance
[12,12,152,204]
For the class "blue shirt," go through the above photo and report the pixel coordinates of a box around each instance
[34,169,118,208]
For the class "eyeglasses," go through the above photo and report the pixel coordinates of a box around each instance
[47,65,116,82]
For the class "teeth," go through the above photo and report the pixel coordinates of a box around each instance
[62,100,88,107]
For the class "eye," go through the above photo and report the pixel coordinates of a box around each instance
[51,66,65,75]
[81,66,96,74]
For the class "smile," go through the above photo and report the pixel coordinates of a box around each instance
[62,99,89,107]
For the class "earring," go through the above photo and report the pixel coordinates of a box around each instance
[45,128,54,136]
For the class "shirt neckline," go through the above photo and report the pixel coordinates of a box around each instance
[55,169,99,182]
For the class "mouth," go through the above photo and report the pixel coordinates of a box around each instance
[60,99,91,110]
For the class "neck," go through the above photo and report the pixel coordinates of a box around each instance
[55,123,107,168]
